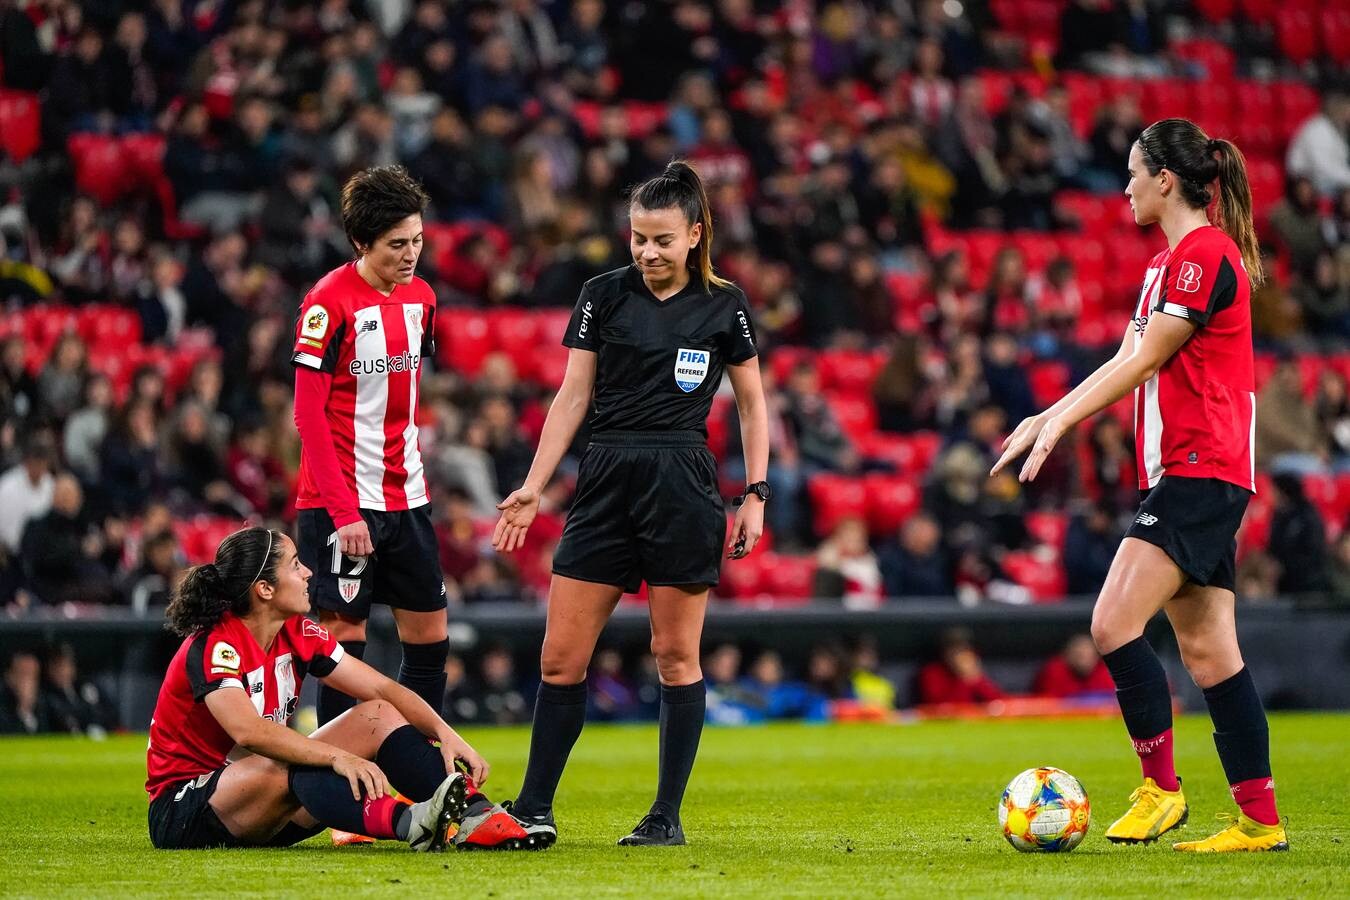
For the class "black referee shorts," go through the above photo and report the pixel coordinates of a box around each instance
[552,430,727,594]
[297,505,447,621]
[149,768,323,850]
[1123,475,1251,592]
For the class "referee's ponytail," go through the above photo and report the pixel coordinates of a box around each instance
[631,160,732,293]
[1136,119,1265,288]
[166,527,280,636]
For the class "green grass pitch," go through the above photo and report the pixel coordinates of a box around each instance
[2,713,1347,898]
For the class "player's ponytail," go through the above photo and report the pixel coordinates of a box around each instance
[1137,119,1265,288]
[1210,138,1265,289]
[630,159,733,293]
[166,527,280,636]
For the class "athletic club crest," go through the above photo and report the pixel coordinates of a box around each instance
[674,348,709,393]
[338,577,361,603]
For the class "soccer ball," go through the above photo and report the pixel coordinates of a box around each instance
[998,767,1091,852]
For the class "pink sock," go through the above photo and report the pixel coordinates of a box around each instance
[1230,777,1279,826]
[361,794,400,839]
[1132,729,1180,792]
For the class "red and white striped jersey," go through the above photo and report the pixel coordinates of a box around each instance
[146,613,343,799]
[291,262,436,513]
[1131,225,1255,492]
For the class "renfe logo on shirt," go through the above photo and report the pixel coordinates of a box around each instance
[674,348,709,392]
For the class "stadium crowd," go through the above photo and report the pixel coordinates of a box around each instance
[2,0,1350,726]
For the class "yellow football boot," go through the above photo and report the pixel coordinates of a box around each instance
[1173,813,1289,852]
[1105,778,1189,843]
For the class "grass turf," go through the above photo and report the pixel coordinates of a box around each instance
[1,713,1346,898]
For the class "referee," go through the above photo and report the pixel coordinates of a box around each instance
[493,160,770,847]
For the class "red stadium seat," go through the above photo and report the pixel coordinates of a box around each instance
[531,343,570,391]
[0,90,40,163]
[120,132,167,190]
[1141,79,1191,124]
[1324,9,1350,65]
[78,305,142,351]
[1244,157,1284,225]
[1274,10,1318,66]
[863,473,922,536]
[823,391,878,441]
[1275,82,1320,141]
[1010,232,1058,273]
[816,350,883,396]
[1238,0,1277,20]
[1025,511,1068,552]
[768,345,815,386]
[720,553,768,600]
[533,308,574,345]
[488,308,539,375]
[68,134,132,207]
[1001,548,1067,602]
[758,553,817,604]
[855,430,943,475]
[1027,360,1071,409]
[434,308,494,376]
[807,474,868,537]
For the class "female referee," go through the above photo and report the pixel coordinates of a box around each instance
[493,160,769,847]
[992,120,1287,853]
[146,526,533,850]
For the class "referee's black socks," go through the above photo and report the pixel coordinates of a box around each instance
[398,638,449,718]
[316,640,366,727]
[650,679,706,825]
[513,680,588,818]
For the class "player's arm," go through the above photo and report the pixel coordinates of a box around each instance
[727,358,768,558]
[203,686,389,799]
[318,654,489,784]
[992,320,1133,477]
[493,348,596,552]
[1017,313,1195,482]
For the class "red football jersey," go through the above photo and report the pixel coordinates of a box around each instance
[145,613,344,799]
[1131,225,1255,492]
[291,262,436,513]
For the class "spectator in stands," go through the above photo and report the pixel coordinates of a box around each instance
[386,66,441,160]
[873,334,937,432]
[123,529,183,612]
[705,643,759,725]
[0,335,37,426]
[136,246,189,344]
[983,333,1036,424]
[878,511,951,599]
[1267,474,1330,597]
[1315,369,1350,468]
[935,79,1003,228]
[804,643,853,703]
[1256,357,1328,475]
[589,648,640,722]
[20,472,114,605]
[1327,532,1350,608]
[442,654,481,724]
[42,643,111,736]
[915,627,1006,705]
[1293,251,1350,345]
[1269,176,1326,278]
[478,646,529,725]
[848,637,896,711]
[100,400,167,516]
[1085,94,1142,190]
[1033,633,1114,699]
[1028,256,1084,342]
[1286,86,1350,199]
[782,362,856,474]
[36,332,87,424]
[814,517,883,609]
[62,374,113,484]
[257,158,344,282]
[410,108,485,220]
[1236,549,1281,604]
[1064,501,1118,596]
[0,651,48,735]
[741,650,829,721]
[0,434,55,554]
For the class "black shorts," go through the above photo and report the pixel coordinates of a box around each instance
[298,505,447,621]
[552,430,726,593]
[1123,475,1251,592]
[149,768,323,850]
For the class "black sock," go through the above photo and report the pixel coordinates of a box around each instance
[513,680,588,818]
[376,724,447,801]
[288,766,373,836]
[398,639,448,718]
[1101,636,1173,740]
[651,680,706,824]
[316,640,365,726]
[1203,667,1272,784]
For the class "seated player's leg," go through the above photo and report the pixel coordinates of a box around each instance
[381,507,451,716]
[616,583,709,847]
[297,508,377,728]
[1166,583,1288,852]
[507,575,625,847]
[1090,537,1191,844]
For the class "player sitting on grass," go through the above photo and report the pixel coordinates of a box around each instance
[145,526,532,851]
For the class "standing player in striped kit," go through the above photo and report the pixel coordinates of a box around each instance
[992,120,1287,852]
[291,167,528,848]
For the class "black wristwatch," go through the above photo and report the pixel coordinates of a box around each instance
[734,481,772,506]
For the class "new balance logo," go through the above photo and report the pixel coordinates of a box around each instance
[359,320,380,333]
[1135,512,1159,526]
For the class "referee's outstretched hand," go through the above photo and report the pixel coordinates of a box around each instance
[493,487,539,553]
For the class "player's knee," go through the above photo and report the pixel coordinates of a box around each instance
[351,699,407,728]
[539,645,587,684]
[1089,605,1138,655]
[1177,639,1241,689]
[650,637,698,682]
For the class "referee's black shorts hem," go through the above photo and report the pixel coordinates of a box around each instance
[1122,475,1250,593]
[551,567,639,594]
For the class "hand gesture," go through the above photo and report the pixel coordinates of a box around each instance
[492,487,539,553]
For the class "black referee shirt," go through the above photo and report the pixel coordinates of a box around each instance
[563,265,758,434]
